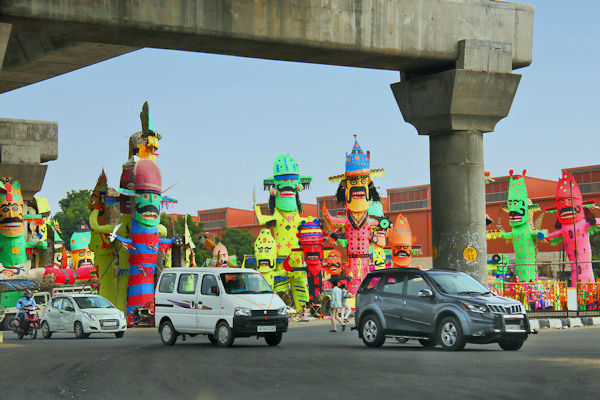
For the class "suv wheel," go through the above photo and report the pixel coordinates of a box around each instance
[360,315,385,347]
[159,320,178,345]
[498,338,525,351]
[215,321,235,347]
[437,316,465,351]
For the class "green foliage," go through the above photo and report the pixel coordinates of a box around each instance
[591,234,600,277]
[216,228,256,265]
[53,190,91,250]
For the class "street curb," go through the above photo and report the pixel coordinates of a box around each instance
[530,317,600,330]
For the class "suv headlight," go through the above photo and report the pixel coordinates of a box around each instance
[461,302,487,313]
[277,307,287,316]
[234,307,251,317]
[83,311,97,321]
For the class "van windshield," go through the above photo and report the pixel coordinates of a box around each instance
[220,273,273,295]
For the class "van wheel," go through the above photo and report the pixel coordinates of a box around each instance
[41,321,52,339]
[360,315,385,347]
[207,334,217,344]
[160,321,178,346]
[74,322,89,339]
[215,321,234,347]
[437,316,465,351]
[498,338,525,351]
[265,333,283,346]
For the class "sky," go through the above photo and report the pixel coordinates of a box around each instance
[0,0,598,216]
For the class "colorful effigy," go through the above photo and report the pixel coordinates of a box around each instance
[388,213,417,268]
[322,136,384,292]
[488,170,546,282]
[254,154,312,312]
[323,250,348,288]
[544,173,599,283]
[110,159,181,324]
[253,229,278,287]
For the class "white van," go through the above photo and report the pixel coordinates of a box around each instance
[155,267,288,347]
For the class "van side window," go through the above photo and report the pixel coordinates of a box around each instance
[406,274,431,298]
[201,275,218,295]
[382,273,406,295]
[178,274,198,294]
[158,273,177,293]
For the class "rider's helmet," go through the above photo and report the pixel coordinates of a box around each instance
[24,289,32,299]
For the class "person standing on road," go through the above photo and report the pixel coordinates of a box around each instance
[340,284,352,323]
[329,284,345,332]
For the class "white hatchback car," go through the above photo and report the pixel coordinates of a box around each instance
[40,294,127,339]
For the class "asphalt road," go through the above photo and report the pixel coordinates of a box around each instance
[1,323,599,400]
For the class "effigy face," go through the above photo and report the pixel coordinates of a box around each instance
[273,176,300,212]
[372,247,387,268]
[254,229,277,269]
[556,173,584,224]
[506,176,530,228]
[343,176,371,213]
[72,248,94,268]
[134,191,162,228]
[0,179,25,237]
[389,213,413,267]
[326,250,343,275]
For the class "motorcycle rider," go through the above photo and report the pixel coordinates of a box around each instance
[16,289,37,331]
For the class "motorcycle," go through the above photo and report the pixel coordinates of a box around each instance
[12,305,40,340]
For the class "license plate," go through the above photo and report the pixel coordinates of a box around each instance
[257,325,276,333]
[102,321,117,327]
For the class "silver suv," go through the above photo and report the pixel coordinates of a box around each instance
[354,268,533,351]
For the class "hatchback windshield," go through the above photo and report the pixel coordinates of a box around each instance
[220,272,273,294]
[429,272,490,295]
[73,296,115,309]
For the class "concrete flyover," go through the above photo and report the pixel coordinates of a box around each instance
[0,0,534,282]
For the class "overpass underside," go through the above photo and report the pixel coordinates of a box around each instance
[0,0,534,283]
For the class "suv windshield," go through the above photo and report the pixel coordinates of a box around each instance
[220,272,273,295]
[429,272,490,295]
[73,296,115,309]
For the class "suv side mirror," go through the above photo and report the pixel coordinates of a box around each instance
[418,288,434,298]
[210,286,220,296]
[65,306,75,312]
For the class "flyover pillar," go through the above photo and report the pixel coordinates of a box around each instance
[391,40,522,283]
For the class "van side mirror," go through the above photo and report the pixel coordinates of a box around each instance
[418,288,434,298]
[210,286,219,296]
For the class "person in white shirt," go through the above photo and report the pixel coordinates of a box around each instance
[340,283,352,323]
[329,284,345,332]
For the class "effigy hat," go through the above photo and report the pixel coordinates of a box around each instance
[297,219,325,244]
[263,154,312,190]
[134,159,162,193]
[328,135,385,182]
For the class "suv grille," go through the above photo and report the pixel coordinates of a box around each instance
[488,304,522,314]
[251,310,279,317]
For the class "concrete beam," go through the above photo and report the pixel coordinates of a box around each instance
[0,23,10,69]
[0,0,533,93]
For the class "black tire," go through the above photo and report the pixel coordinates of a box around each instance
[17,332,24,340]
[498,338,525,351]
[3,315,15,331]
[41,321,52,339]
[215,321,234,347]
[207,334,217,344]
[395,337,409,344]
[437,316,465,351]
[360,315,386,347]
[30,328,37,339]
[159,320,178,346]
[265,333,283,346]
[115,331,125,338]
[418,338,437,348]
[74,321,87,339]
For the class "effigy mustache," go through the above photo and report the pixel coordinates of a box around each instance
[136,204,160,214]
[346,186,367,202]
[393,249,410,257]
[0,217,23,224]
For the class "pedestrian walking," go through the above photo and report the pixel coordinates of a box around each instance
[329,283,345,332]
[340,284,352,323]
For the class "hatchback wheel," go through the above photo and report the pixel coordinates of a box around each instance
[74,322,89,339]
[215,321,234,347]
[437,316,465,351]
[41,321,52,339]
[360,315,385,347]
[160,321,178,345]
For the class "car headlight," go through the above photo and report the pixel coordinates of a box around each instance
[119,311,125,319]
[277,307,287,316]
[83,311,97,321]
[461,302,487,313]
[234,307,251,316]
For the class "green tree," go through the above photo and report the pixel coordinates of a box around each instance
[53,190,91,250]
[216,228,256,266]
